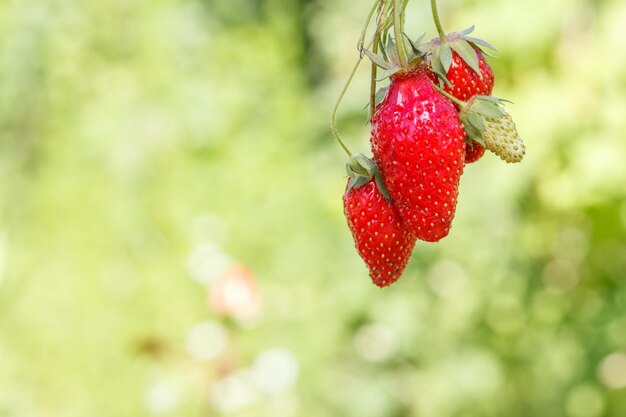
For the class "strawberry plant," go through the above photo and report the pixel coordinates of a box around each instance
[331,0,525,287]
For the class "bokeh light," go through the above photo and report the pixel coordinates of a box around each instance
[0,0,624,416]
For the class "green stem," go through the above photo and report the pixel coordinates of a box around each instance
[331,0,383,157]
[330,58,363,157]
[369,34,380,118]
[431,81,466,107]
[392,0,408,67]
[430,0,447,43]
[358,0,382,51]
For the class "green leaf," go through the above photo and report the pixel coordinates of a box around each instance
[404,32,424,57]
[475,95,503,103]
[346,162,367,178]
[355,153,377,176]
[450,39,482,78]
[439,44,453,73]
[374,172,391,203]
[463,121,484,144]
[362,48,394,71]
[353,175,370,189]
[463,36,498,52]
[379,34,390,62]
[377,67,401,81]
[475,95,513,106]
[414,33,426,48]
[386,37,398,66]
[470,100,505,118]
[466,112,486,132]
[471,44,497,58]
[428,65,451,87]
[459,25,475,36]
[375,86,389,105]
[430,53,451,87]
[469,132,485,146]
[347,177,357,191]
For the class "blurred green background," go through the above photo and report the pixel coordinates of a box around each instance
[1,0,625,416]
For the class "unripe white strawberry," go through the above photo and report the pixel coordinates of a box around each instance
[480,113,525,163]
[447,95,525,164]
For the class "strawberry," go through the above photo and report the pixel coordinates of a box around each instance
[424,5,498,164]
[460,98,525,163]
[426,41,494,165]
[464,142,485,164]
[427,47,494,102]
[343,154,416,287]
[371,70,466,242]
[480,114,525,163]
[435,91,525,164]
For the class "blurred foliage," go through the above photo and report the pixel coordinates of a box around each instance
[0,0,625,416]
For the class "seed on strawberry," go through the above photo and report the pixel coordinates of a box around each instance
[424,1,498,164]
[425,1,497,100]
[445,94,525,164]
[427,48,494,102]
[343,154,416,287]
[479,113,525,163]
[426,43,493,164]
[371,70,466,242]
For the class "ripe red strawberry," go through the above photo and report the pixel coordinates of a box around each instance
[464,142,485,164]
[425,24,497,164]
[343,155,416,287]
[431,47,491,165]
[371,70,466,242]
[427,48,494,102]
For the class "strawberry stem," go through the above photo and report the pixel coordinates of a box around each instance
[369,34,380,118]
[330,57,361,157]
[430,0,447,43]
[393,0,408,67]
[358,0,382,52]
[431,81,466,107]
[331,0,383,158]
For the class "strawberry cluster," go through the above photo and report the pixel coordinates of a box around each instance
[333,0,525,287]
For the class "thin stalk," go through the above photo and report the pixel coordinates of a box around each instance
[431,82,465,107]
[330,58,362,157]
[430,0,447,43]
[369,34,380,118]
[331,0,387,157]
[392,0,408,67]
[358,0,383,51]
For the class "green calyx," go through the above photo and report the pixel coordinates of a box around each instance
[361,33,426,80]
[460,95,508,145]
[346,153,391,202]
[427,25,498,86]
[459,96,525,163]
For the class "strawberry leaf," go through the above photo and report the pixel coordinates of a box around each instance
[374,171,391,203]
[379,34,390,62]
[450,39,482,78]
[459,25,475,36]
[362,48,395,71]
[375,86,389,105]
[429,66,451,87]
[404,32,425,56]
[439,44,453,73]
[470,100,506,119]
[377,68,401,81]
[462,120,484,145]
[430,53,452,87]
[463,36,497,52]
[346,154,390,197]
[386,37,399,66]
[471,44,497,58]
[466,112,486,132]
